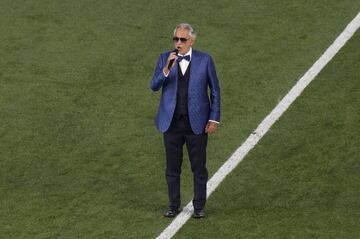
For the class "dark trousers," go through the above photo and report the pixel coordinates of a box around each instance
[163,115,208,212]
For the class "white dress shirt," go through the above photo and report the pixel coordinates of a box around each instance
[177,48,192,75]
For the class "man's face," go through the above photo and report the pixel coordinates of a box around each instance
[173,28,194,55]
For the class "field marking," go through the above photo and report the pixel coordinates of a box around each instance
[155,11,360,239]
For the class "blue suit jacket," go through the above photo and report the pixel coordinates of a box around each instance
[150,49,221,135]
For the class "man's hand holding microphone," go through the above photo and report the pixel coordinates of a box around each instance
[163,49,179,76]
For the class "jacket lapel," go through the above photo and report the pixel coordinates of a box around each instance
[169,60,179,82]
[190,50,200,78]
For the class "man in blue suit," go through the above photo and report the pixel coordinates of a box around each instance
[150,23,220,219]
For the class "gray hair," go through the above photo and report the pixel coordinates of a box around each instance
[173,23,196,39]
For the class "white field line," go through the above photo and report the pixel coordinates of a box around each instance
[155,11,360,239]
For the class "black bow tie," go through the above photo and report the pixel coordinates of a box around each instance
[177,55,191,62]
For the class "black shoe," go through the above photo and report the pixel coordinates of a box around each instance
[192,210,205,219]
[163,208,181,218]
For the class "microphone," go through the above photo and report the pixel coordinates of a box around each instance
[167,48,179,70]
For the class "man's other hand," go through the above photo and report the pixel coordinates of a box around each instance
[205,121,218,134]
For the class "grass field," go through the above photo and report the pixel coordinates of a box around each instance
[0,1,359,238]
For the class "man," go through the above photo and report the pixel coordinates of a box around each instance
[150,23,220,219]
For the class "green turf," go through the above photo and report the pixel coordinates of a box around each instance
[0,0,359,238]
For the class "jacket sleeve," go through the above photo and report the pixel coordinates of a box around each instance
[207,56,221,122]
[150,54,167,91]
